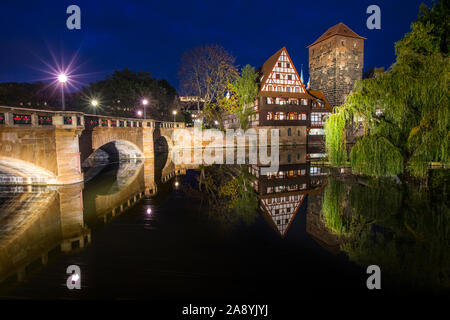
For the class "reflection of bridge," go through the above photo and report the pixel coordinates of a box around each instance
[0,106,184,185]
[0,183,89,284]
[0,155,186,285]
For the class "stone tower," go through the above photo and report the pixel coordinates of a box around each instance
[307,23,366,107]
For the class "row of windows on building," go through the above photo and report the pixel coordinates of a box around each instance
[266,97,308,105]
[265,85,304,93]
[266,183,308,194]
[265,194,303,205]
[277,62,291,68]
[310,113,328,125]
[266,112,308,121]
[266,169,307,179]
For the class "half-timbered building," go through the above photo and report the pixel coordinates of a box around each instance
[224,47,332,148]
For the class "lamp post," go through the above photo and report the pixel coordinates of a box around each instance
[58,73,68,111]
[172,110,177,123]
[142,99,148,120]
[91,99,98,115]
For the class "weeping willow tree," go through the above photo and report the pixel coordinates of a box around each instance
[321,171,450,290]
[325,0,449,178]
[321,177,353,236]
[341,173,450,290]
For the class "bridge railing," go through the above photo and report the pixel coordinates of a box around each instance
[83,114,184,129]
[0,106,84,129]
[0,106,185,130]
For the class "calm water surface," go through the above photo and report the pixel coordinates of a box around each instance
[0,148,448,300]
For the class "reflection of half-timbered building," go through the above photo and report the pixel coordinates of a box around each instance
[248,147,328,237]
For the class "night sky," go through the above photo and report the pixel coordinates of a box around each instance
[1,0,432,92]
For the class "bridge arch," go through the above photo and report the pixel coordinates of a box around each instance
[83,139,144,167]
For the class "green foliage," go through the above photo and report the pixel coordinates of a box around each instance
[234,65,259,108]
[218,65,258,130]
[324,0,449,179]
[321,178,352,236]
[324,110,348,166]
[193,165,259,228]
[350,136,404,177]
[323,174,450,290]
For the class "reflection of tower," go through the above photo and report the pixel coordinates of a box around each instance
[59,183,91,252]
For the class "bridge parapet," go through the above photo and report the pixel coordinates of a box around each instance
[0,106,84,130]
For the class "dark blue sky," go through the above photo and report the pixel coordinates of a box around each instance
[0,0,432,92]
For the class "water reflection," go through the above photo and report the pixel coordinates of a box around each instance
[0,154,185,287]
[319,173,450,291]
[0,147,448,295]
[0,183,89,284]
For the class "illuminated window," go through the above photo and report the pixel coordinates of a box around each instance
[275,112,285,120]
[266,112,274,120]
[288,112,298,120]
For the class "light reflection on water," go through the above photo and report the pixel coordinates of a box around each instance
[0,148,448,298]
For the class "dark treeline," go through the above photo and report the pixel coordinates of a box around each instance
[0,68,179,120]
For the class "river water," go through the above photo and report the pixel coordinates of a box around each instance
[0,148,448,300]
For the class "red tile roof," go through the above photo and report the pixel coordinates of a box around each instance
[307,23,366,48]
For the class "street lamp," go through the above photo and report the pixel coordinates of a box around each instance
[90,99,99,115]
[172,110,177,122]
[137,110,143,117]
[58,73,68,111]
[142,98,148,119]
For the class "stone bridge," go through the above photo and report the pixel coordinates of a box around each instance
[0,106,183,185]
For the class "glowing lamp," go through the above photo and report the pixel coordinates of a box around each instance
[58,73,68,83]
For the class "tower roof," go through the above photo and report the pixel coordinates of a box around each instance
[307,22,366,48]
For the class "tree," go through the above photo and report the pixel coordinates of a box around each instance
[219,64,259,130]
[325,0,449,179]
[178,44,238,117]
[0,81,62,109]
[71,68,178,119]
